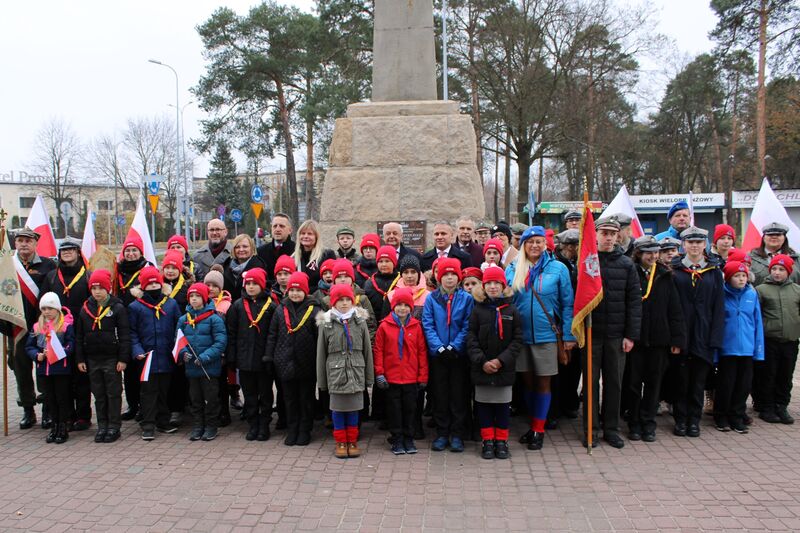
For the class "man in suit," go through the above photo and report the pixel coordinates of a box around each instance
[382,222,422,264]
[455,217,484,267]
[421,221,472,272]
[256,213,296,283]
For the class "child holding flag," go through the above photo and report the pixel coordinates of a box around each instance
[75,270,131,443]
[177,283,227,441]
[26,292,75,443]
[128,266,181,441]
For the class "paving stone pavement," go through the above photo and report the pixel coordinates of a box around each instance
[2,372,800,532]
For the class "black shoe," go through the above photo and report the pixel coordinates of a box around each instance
[686,423,700,438]
[545,418,558,430]
[54,423,68,444]
[628,430,642,441]
[156,425,177,434]
[72,419,92,431]
[168,412,182,428]
[257,429,270,441]
[731,421,749,434]
[121,408,137,421]
[403,437,418,454]
[519,429,534,444]
[45,427,57,443]
[142,429,155,441]
[219,413,231,427]
[230,397,244,410]
[296,432,311,446]
[527,432,544,451]
[391,441,406,455]
[604,434,625,449]
[19,408,36,430]
[94,429,108,443]
[673,423,687,437]
[481,440,495,459]
[641,431,656,443]
[759,410,781,423]
[715,419,730,432]
[104,429,121,443]
[189,427,205,441]
[777,406,795,425]
[284,430,298,446]
[202,427,218,441]
[494,440,510,459]
[245,426,259,441]
[41,415,52,430]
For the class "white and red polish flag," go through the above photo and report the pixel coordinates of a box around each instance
[26,195,57,257]
[172,329,189,363]
[600,185,644,238]
[741,178,800,252]
[140,351,154,382]
[45,332,68,365]
[81,208,97,261]
[120,197,157,266]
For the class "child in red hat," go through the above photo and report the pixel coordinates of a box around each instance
[468,266,522,459]
[311,258,336,305]
[482,239,504,270]
[354,233,381,288]
[272,255,297,302]
[167,234,195,278]
[226,268,277,441]
[75,269,131,443]
[755,254,800,424]
[264,272,319,446]
[461,267,483,295]
[177,283,227,441]
[422,257,475,452]
[317,283,374,458]
[711,224,736,264]
[374,287,429,454]
[161,250,191,311]
[363,245,400,322]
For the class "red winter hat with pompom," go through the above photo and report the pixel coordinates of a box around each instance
[88,269,112,292]
[187,282,210,304]
[287,271,310,295]
[330,283,355,308]
[243,268,267,290]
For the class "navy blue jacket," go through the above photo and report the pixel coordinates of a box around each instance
[177,302,227,378]
[128,293,181,375]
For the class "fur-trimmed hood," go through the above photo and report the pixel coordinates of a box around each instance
[315,306,369,326]
[471,284,514,303]
[129,283,172,299]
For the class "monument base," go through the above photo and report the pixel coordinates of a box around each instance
[319,100,486,248]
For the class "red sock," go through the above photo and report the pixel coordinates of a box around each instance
[532,418,546,433]
[346,426,359,443]
[480,427,495,441]
[495,428,509,441]
[333,429,347,443]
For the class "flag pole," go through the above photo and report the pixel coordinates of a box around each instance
[583,187,593,455]
[1,208,9,437]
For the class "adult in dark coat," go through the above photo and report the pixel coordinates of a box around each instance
[381,222,422,264]
[115,236,151,308]
[626,236,686,442]
[292,220,336,294]
[193,218,233,283]
[2,228,56,429]
[670,226,725,438]
[455,217,485,267]
[420,221,472,272]
[583,216,642,449]
[223,234,267,300]
[41,237,92,430]
[256,213,296,283]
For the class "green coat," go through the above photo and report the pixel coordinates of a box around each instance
[750,248,800,287]
[756,277,800,342]
[316,308,374,394]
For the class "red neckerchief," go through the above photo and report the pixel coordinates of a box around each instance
[356,264,370,280]
[57,266,84,297]
[243,297,271,333]
[445,292,454,326]
[82,300,110,330]
[284,304,314,334]
[370,272,400,299]
[495,303,509,340]
[136,296,168,319]
[118,270,142,293]
[186,309,215,328]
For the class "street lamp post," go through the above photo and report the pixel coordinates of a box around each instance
[170,101,193,243]
[148,58,185,241]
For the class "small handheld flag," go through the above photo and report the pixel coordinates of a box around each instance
[140,351,154,382]
[172,329,189,363]
[45,333,68,364]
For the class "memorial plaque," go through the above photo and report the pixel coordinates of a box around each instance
[377,220,427,253]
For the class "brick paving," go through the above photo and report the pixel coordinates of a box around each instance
[2,372,800,532]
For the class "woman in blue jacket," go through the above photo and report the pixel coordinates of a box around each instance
[716,261,764,434]
[128,266,181,441]
[506,226,576,451]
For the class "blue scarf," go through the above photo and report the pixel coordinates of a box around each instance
[526,257,545,290]
[391,312,409,360]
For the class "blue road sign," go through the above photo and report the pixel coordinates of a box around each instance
[230,209,243,223]
[115,215,126,226]
[147,181,160,195]
[251,184,263,203]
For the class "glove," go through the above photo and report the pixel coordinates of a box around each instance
[376,375,389,389]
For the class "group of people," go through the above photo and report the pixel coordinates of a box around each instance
[3,202,797,459]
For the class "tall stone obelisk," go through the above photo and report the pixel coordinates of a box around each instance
[319,0,486,247]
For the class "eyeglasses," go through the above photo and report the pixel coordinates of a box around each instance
[208,227,225,233]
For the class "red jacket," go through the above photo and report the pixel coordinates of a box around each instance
[373,314,429,385]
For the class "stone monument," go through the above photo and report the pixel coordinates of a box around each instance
[319,0,486,247]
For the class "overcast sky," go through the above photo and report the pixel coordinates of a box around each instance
[0,0,717,178]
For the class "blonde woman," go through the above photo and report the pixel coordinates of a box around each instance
[292,219,335,292]
[223,234,267,299]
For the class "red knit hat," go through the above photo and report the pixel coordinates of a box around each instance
[462,267,483,281]
[482,265,507,287]
[436,257,462,282]
[330,283,355,308]
[88,269,112,292]
[243,268,267,290]
[769,254,794,272]
[391,287,415,310]
[187,282,210,304]
[287,271,310,295]
[138,266,163,287]
[167,235,189,253]
[483,238,504,257]
[162,250,184,270]
[722,261,749,281]
[360,233,380,252]
[727,248,750,265]
[320,258,336,277]
[713,224,736,244]
[332,259,355,281]
[376,245,398,267]
[274,255,297,276]
[122,235,144,255]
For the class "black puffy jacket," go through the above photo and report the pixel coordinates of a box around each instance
[75,296,131,364]
[363,271,399,322]
[670,255,725,363]
[636,263,686,349]
[264,298,319,381]
[225,292,276,372]
[591,246,642,340]
[467,289,522,388]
